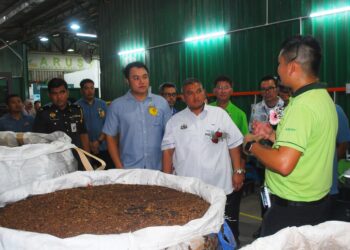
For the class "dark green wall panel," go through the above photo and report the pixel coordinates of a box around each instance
[99,0,350,117]
[0,44,23,77]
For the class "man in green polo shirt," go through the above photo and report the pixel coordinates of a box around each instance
[243,35,337,237]
[211,76,248,135]
[210,75,248,245]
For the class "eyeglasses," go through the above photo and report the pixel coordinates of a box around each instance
[215,86,232,91]
[163,93,177,97]
[261,86,276,92]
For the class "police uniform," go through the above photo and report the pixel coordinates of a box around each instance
[32,103,87,147]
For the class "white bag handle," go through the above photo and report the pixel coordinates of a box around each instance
[73,147,106,171]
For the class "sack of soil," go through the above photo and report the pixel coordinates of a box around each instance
[0,169,226,250]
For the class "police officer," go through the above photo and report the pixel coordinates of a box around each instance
[76,78,114,169]
[33,78,90,170]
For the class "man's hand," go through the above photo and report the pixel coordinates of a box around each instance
[232,173,245,191]
[90,141,100,155]
[252,121,276,142]
[243,133,261,155]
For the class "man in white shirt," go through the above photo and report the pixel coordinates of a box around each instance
[162,78,244,244]
[249,75,284,130]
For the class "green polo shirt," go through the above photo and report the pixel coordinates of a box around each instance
[266,83,337,201]
[210,101,249,135]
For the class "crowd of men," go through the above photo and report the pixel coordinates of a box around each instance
[0,35,349,246]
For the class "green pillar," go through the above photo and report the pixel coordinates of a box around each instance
[22,43,29,99]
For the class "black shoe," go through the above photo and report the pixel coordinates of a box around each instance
[252,227,261,238]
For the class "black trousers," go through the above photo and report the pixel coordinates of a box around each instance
[261,195,331,237]
[225,189,243,241]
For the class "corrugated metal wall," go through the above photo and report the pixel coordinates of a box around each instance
[99,0,350,115]
[0,43,23,77]
[29,71,65,83]
[0,43,25,98]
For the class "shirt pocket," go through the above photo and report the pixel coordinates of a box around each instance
[151,111,162,126]
[174,124,197,145]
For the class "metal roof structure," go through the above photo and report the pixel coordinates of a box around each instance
[0,0,99,54]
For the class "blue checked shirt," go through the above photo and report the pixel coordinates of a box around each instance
[103,91,172,170]
[76,98,108,151]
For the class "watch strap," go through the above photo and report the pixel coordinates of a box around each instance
[244,140,256,154]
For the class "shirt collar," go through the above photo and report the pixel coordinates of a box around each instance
[186,103,208,117]
[81,98,95,105]
[5,113,23,120]
[226,100,234,109]
[215,100,233,108]
[126,90,152,102]
[51,102,71,111]
[261,97,284,109]
[292,82,326,97]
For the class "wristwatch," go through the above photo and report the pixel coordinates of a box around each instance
[233,168,246,175]
[244,140,256,154]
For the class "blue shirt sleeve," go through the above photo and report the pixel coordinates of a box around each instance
[102,101,119,136]
[336,105,350,143]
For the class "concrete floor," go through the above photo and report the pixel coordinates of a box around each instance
[238,188,262,248]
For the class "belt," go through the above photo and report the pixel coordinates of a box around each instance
[270,194,329,207]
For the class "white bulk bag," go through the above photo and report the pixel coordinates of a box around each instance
[0,131,77,194]
[241,221,350,250]
[0,169,226,250]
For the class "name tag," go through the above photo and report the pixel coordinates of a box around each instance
[71,123,77,132]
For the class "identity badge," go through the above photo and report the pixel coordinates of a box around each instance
[71,123,77,132]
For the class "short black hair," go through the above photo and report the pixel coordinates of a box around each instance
[214,75,233,87]
[48,78,68,93]
[34,100,41,105]
[6,94,21,105]
[159,82,177,94]
[123,61,149,79]
[280,35,322,77]
[259,75,278,87]
[80,78,94,88]
[182,78,203,92]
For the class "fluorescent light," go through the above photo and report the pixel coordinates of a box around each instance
[76,33,97,38]
[67,48,74,52]
[310,6,350,17]
[39,36,49,42]
[70,23,80,31]
[185,31,226,42]
[118,48,145,56]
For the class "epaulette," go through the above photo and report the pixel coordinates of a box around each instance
[40,104,52,111]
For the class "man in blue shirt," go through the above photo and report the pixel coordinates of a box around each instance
[0,94,33,132]
[103,61,172,170]
[76,79,113,169]
[329,104,350,219]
